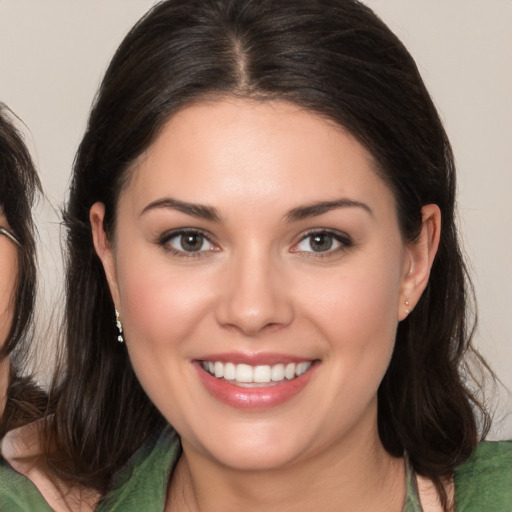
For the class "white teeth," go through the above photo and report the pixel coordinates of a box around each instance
[214,362,224,378]
[254,365,271,383]
[224,362,236,380]
[201,360,313,384]
[285,363,295,380]
[296,362,310,377]
[271,364,285,382]
[236,364,253,383]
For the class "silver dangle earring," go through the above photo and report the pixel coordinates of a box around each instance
[405,300,411,315]
[115,308,124,343]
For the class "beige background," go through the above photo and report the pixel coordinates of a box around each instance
[0,1,510,436]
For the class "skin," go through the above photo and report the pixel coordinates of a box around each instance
[92,98,441,511]
[0,213,17,414]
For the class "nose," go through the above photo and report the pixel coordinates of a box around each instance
[215,249,294,336]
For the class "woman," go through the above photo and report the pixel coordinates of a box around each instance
[1,1,510,510]
[0,106,45,439]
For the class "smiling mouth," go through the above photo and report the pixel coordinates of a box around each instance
[200,360,314,387]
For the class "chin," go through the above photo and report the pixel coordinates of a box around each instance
[186,421,315,471]
[210,443,305,472]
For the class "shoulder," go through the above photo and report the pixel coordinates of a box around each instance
[454,440,512,511]
[0,455,53,511]
[97,426,181,512]
[1,420,99,511]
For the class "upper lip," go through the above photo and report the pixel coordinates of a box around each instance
[195,352,316,366]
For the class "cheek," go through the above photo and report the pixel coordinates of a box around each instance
[299,244,404,378]
[306,251,402,332]
[115,246,215,356]
[0,251,17,347]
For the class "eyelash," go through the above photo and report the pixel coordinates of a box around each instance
[158,229,217,258]
[291,229,353,258]
[157,228,353,259]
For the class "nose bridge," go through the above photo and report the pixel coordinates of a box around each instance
[216,242,293,335]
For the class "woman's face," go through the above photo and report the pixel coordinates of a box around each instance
[0,212,17,348]
[93,99,438,471]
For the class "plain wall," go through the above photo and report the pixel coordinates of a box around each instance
[0,0,510,436]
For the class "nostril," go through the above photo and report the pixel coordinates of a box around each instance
[214,260,294,334]
[216,304,294,336]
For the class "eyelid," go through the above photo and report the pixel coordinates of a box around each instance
[290,228,353,255]
[158,228,219,256]
[159,227,214,242]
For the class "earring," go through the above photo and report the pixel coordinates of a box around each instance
[115,308,124,343]
[405,300,411,315]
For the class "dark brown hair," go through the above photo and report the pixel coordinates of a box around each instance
[48,1,490,508]
[0,105,46,436]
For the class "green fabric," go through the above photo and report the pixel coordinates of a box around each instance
[402,440,512,511]
[0,458,53,511]
[97,427,180,511]
[0,430,510,510]
[454,440,512,511]
[403,455,423,512]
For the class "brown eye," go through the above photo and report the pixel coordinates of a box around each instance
[180,232,205,252]
[161,230,215,254]
[293,230,352,255]
[309,233,333,252]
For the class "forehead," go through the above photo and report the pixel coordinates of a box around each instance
[122,98,395,218]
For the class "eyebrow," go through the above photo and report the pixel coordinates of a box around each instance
[141,196,372,223]
[285,198,373,222]
[140,197,222,222]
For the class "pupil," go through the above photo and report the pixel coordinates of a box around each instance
[311,234,332,252]
[181,233,203,251]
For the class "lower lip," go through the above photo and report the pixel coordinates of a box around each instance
[195,362,317,409]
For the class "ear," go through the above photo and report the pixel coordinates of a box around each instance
[398,204,441,321]
[90,202,121,309]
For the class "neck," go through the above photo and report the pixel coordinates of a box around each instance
[167,408,405,512]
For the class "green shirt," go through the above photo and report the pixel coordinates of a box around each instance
[1,427,511,511]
